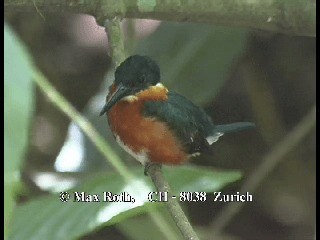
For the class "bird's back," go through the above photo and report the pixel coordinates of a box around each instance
[144,91,215,155]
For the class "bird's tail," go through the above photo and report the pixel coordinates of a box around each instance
[206,122,255,146]
[214,122,255,134]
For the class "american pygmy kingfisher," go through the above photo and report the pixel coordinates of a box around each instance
[100,55,254,169]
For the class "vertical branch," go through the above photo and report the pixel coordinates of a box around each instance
[105,17,126,66]
[147,164,200,240]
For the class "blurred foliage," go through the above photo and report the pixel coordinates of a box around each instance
[6,13,110,182]
[4,23,34,239]
[116,208,183,240]
[10,166,241,240]
[136,22,247,105]
[4,10,316,240]
[5,18,243,240]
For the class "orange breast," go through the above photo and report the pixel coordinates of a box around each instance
[107,85,189,165]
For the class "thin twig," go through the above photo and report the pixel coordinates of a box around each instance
[33,70,131,178]
[105,17,200,240]
[211,105,316,235]
[147,164,200,240]
[32,0,45,21]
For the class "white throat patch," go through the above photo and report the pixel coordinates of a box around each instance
[122,95,138,102]
[121,83,167,103]
[155,83,165,88]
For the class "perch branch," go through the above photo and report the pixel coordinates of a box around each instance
[147,164,200,240]
[4,0,316,37]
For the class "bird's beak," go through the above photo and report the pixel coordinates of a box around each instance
[99,84,130,116]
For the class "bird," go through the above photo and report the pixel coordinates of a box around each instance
[100,55,254,173]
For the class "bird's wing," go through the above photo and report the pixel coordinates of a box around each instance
[143,91,215,154]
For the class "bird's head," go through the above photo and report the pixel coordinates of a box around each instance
[100,55,160,116]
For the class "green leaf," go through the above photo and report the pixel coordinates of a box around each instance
[136,22,247,105]
[4,23,34,239]
[117,207,183,240]
[10,166,241,240]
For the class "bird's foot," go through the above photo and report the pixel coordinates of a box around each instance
[144,162,162,176]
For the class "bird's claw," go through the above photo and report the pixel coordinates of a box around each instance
[144,162,162,176]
